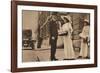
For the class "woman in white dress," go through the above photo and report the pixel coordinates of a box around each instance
[59,17,76,60]
[78,19,90,59]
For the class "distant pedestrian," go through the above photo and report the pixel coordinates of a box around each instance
[78,19,90,59]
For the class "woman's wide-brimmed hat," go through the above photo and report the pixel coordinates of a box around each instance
[84,19,89,23]
[61,15,72,23]
[83,19,90,25]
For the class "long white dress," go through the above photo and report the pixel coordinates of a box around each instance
[79,25,90,58]
[62,22,75,59]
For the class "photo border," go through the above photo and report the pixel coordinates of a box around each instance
[11,1,97,72]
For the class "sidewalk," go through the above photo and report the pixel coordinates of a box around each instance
[22,48,79,62]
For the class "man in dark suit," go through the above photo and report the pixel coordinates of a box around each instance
[41,12,58,61]
[42,12,59,61]
[48,12,59,61]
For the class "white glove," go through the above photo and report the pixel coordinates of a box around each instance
[52,37,55,40]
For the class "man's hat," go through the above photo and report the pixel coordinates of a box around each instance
[52,12,58,15]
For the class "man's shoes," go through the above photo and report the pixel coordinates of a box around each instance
[51,58,58,61]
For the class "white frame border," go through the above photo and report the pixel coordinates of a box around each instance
[17,5,94,68]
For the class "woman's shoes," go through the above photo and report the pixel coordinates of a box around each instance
[84,56,90,59]
[63,58,76,60]
[85,56,90,59]
[78,56,82,59]
[77,56,90,59]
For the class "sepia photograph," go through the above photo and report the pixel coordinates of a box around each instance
[22,11,90,62]
[11,1,97,72]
